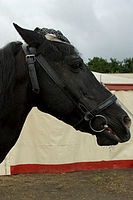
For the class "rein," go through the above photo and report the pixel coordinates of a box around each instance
[22,45,117,134]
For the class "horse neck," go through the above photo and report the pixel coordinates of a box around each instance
[0,48,33,163]
[0,47,33,122]
[0,103,32,163]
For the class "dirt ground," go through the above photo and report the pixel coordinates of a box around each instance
[0,168,133,200]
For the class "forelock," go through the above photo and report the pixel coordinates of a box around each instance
[34,27,70,44]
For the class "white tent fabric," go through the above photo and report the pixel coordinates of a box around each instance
[94,72,133,84]
[0,73,133,175]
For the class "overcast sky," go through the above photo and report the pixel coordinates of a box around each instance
[0,0,133,61]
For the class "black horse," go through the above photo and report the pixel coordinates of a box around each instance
[0,24,131,163]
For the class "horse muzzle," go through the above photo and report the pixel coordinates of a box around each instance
[96,115,131,146]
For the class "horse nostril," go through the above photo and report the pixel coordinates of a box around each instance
[123,116,131,128]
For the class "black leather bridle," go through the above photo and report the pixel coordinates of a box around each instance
[22,45,117,133]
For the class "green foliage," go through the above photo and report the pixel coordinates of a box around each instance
[87,57,133,73]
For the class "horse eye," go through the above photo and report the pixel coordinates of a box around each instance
[72,61,84,73]
[71,58,83,68]
[65,56,83,72]
[71,60,81,68]
[70,63,83,74]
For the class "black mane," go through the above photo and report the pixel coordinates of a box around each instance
[34,27,70,44]
[0,43,15,94]
[0,42,22,110]
[38,40,78,62]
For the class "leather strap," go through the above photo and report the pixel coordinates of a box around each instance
[22,45,117,132]
[23,46,40,94]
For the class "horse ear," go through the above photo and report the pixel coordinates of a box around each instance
[13,23,44,47]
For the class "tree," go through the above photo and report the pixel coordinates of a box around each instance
[87,57,133,73]
[87,57,110,73]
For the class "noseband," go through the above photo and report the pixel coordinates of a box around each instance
[23,45,117,134]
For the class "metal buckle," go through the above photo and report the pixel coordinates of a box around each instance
[89,115,108,133]
[26,54,36,62]
[84,111,94,121]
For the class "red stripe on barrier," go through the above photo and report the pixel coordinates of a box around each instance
[105,84,133,91]
[11,160,133,175]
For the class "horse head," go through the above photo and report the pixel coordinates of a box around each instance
[13,23,131,147]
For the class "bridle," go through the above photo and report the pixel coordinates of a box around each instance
[23,45,117,133]
[22,45,117,134]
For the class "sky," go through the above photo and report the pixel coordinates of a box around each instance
[0,0,133,62]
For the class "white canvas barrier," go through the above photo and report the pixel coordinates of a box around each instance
[94,72,133,84]
[0,90,133,175]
